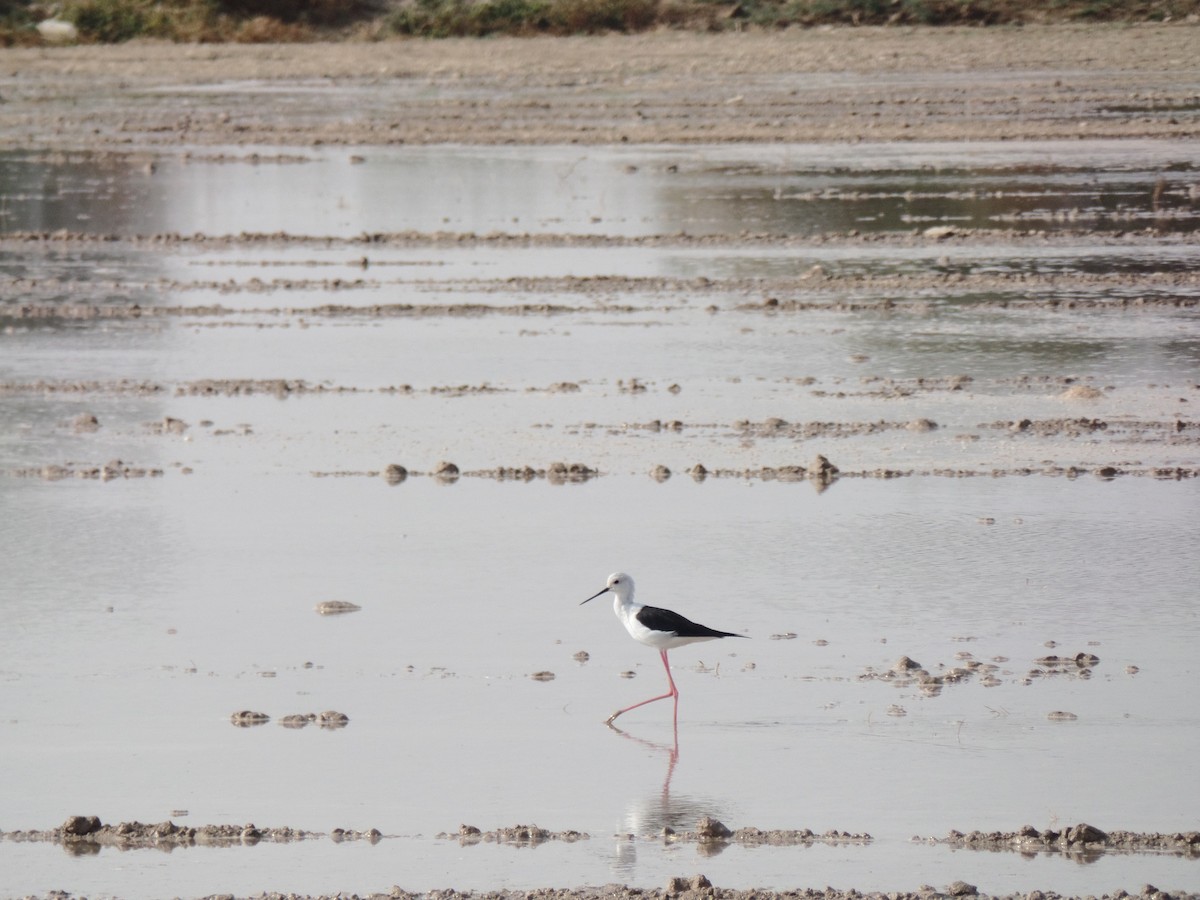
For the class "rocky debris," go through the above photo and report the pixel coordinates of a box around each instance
[927,825,1200,858]
[440,824,590,845]
[315,600,362,615]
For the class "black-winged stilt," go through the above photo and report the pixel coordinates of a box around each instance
[580,572,747,725]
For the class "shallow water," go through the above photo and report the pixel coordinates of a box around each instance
[1,141,1198,899]
[3,139,1200,238]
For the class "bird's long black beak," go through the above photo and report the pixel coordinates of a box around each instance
[580,587,609,606]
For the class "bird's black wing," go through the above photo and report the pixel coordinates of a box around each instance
[636,605,745,639]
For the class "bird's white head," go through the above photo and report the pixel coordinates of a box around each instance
[580,571,635,606]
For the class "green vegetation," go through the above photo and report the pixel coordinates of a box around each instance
[1,0,1196,44]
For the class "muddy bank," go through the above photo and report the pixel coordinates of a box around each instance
[2,28,1199,150]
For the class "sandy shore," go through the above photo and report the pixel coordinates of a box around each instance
[2,25,1199,148]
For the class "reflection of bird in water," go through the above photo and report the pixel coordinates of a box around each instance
[607,722,733,882]
[581,572,747,725]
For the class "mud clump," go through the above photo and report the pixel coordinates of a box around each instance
[929,824,1200,859]
[61,815,102,837]
[315,600,361,615]
[442,824,590,845]
[810,454,839,490]
[1,818,326,850]
[12,460,165,481]
[70,412,100,432]
[230,710,270,727]
[658,819,872,847]
[434,460,460,483]
[860,652,1001,696]
[147,416,188,435]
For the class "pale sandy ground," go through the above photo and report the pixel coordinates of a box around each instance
[1,25,1199,148]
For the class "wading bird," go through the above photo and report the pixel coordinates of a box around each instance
[581,572,747,725]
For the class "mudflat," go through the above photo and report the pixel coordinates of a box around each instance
[2,25,1199,148]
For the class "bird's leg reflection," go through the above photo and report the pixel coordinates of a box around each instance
[607,717,679,814]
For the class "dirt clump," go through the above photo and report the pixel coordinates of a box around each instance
[441,824,590,845]
[928,824,1200,858]
[315,600,362,615]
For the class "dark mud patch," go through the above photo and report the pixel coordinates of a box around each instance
[921,824,1200,859]
[441,824,590,846]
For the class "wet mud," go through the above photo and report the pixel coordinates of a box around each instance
[923,825,1200,860]
[2,29,1198,148]
[2,817,328,851]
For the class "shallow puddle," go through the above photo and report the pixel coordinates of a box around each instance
[3,140,1199,238]
[1,139,1198,900]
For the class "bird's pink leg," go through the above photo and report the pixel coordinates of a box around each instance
[606,649,680,725]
